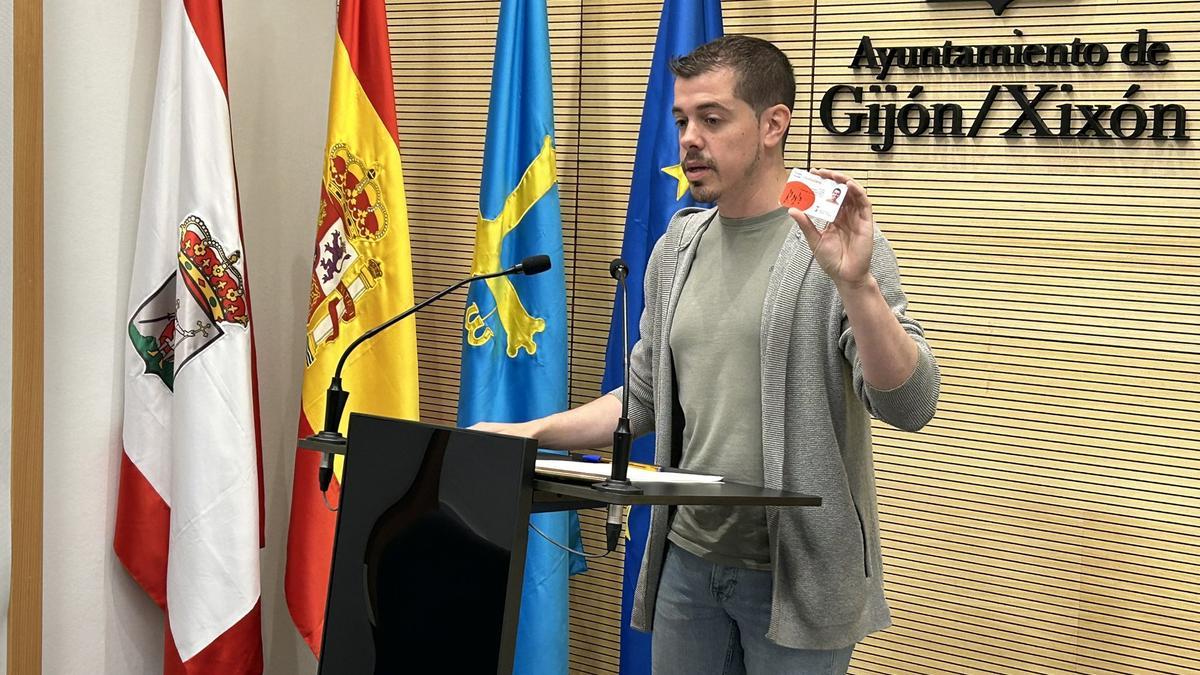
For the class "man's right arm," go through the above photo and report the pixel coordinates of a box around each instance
[472,225,676,450]
[469,392,623,450]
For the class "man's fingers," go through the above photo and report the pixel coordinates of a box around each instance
[788,207,822,250]
[810,167,855,186]
[810,168,868,211]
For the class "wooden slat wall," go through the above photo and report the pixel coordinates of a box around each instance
[10,0,44,672]
[810,2,1200,673]
[388,1,1200,673]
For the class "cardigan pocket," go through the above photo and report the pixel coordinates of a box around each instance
[854,503,871,579]
[778,506,870,628]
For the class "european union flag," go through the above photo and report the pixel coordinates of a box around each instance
[458,0,583,673]
[600,2,722,673]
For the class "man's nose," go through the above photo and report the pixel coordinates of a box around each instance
[679,121,702,151]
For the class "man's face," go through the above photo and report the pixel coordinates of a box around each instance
[672,67,764,204]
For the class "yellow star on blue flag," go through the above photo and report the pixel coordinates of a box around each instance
[661,163,690,200]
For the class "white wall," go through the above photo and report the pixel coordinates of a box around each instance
[1,0,14,671]
[42,1,332,672]
[43,1,169,671]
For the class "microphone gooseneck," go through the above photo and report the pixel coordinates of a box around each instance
[597,257,642,551]
[313,254,553,495]
[610,258,631,437]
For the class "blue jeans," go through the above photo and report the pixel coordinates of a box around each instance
[651,543,855,675]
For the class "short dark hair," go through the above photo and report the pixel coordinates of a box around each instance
[669,35,796,114]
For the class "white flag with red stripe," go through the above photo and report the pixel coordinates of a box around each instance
[115,0,264,672]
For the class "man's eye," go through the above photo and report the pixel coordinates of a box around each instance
[705,117,721,126]
[674,119,687,129]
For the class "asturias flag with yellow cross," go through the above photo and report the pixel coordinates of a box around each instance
[458,0,584,673]
[285,0,420,655]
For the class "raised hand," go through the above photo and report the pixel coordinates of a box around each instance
[787,168,875,289]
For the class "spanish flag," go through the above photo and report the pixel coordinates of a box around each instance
[285,0,419,655]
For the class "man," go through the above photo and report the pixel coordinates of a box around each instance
[473,35,939,674]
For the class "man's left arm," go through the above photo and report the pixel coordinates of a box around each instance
[789,169,940,431]
[836,257,918,391]
[838,235,940,431]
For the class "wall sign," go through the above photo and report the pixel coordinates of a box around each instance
[820,29,1190,152]
[927,0,1018,16]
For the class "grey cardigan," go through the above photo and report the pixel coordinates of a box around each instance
[609,206,940,650]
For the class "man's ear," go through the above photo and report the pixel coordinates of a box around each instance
[761,103,792,151]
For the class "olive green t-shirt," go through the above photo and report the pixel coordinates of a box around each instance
[666,207,793,570]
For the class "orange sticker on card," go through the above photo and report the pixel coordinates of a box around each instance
[780,168,846,230]
[780,181,816,211]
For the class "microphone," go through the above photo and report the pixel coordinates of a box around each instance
[608,257,628,279]
[596,257,642,552]
[518,254,552,276]
[311,254,553,495]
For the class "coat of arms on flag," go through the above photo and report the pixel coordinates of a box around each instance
[286,0,421,655]
[128,215,249,387]
[306,142,392,364]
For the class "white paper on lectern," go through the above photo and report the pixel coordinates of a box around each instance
[535,459,723,484]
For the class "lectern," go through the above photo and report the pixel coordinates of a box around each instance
[307,413,820,674]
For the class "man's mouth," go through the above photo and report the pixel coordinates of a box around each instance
[684,162,712,181]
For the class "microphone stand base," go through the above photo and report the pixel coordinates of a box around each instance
[593,478,644,495]
[594,477,640,553]
[299,431,348,455]
[305,431,348,495]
